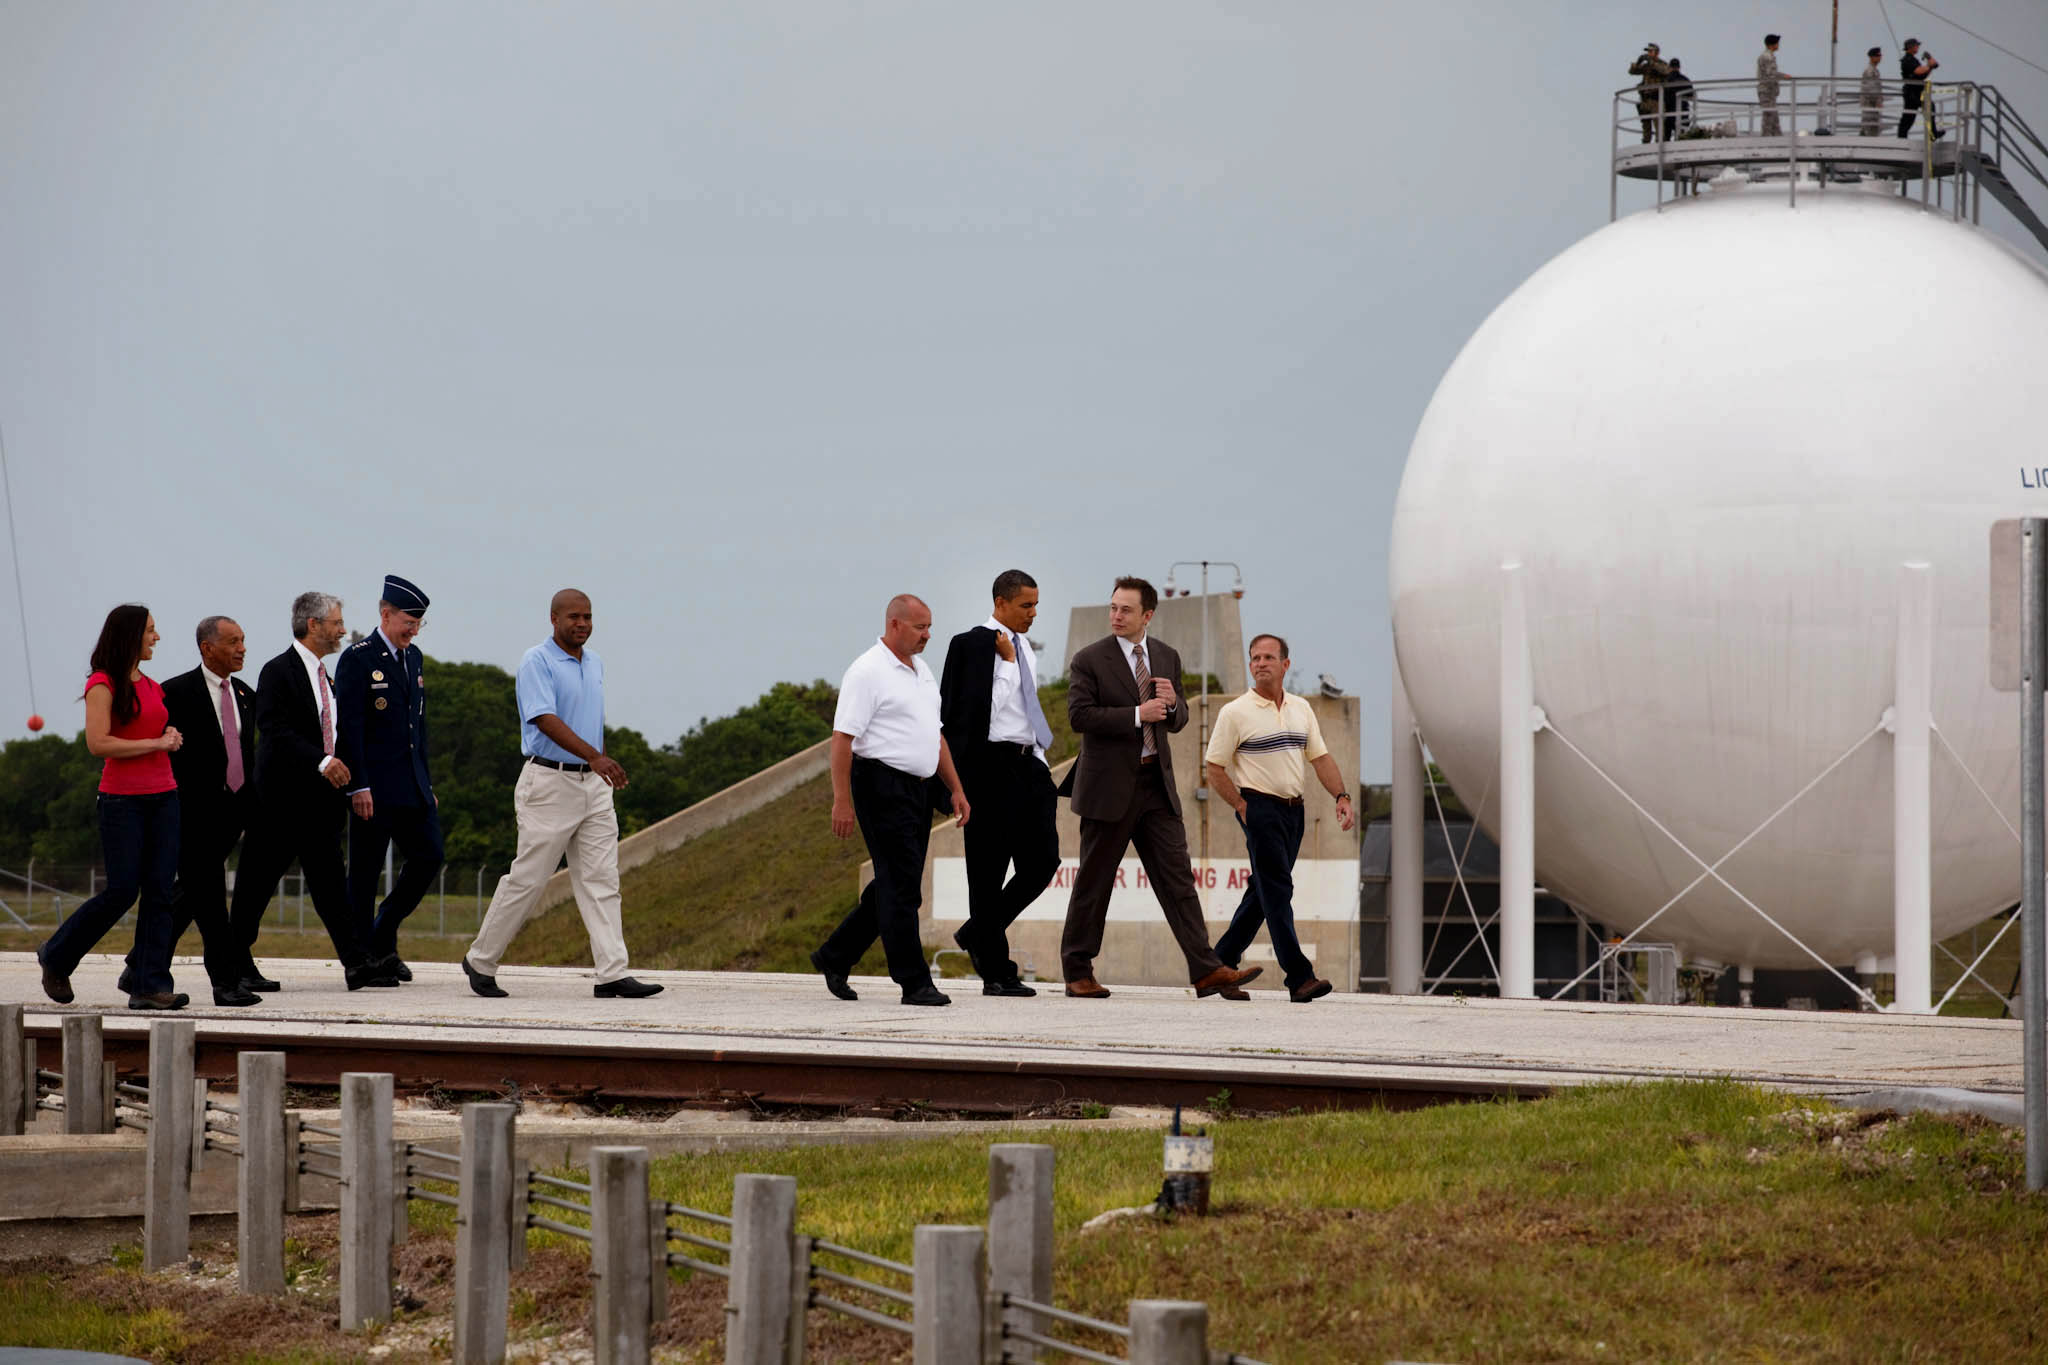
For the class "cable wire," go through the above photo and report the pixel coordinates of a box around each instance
[1899,0,2048,77]
[0,420,35,716]
[1875,0,1901,52]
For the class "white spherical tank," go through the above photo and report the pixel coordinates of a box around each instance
[1390,183,2048,969]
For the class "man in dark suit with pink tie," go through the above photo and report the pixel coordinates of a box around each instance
[1057,576,1262,1001]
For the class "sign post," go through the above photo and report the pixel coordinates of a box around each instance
[2023,520,2047,1190]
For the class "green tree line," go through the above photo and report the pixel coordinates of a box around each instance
[0,660,838,878]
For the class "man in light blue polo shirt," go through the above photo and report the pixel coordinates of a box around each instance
[462,589,662,1001]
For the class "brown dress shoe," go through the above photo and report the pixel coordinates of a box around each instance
[1064,977,1112,999]
[1193,964,1262,997]
[1290,978,1334,1003]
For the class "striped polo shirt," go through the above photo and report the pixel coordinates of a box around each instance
[1203,688,1329,799]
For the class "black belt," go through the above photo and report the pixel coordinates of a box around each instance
[527,755,590,773]
[1242,787,1303,808]
[1139,754,1159,766]
[981,740,1037,756]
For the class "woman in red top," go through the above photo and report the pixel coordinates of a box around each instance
[36,604,190,1009]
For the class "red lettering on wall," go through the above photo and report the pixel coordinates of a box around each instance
[1114,868,1127,888]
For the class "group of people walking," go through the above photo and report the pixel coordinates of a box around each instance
[809,573,1354,1009]
[1628,34,1945,144]
[36,576,662,1009]
[37,569,1349,1013]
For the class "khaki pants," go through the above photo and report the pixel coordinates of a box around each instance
[467,762,630,982]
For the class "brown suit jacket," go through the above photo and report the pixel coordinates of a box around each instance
[1062,634,1189,821]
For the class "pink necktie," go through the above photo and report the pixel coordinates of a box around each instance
[219,679,244,792]
[317,666,335,756]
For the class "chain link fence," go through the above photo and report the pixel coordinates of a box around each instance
[2,862,508,938]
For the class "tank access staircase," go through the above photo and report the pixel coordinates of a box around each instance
[1610,76,2048,258]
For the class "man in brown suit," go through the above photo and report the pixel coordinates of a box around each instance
[1058,576,1264,1000]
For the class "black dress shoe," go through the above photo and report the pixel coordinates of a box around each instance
[116,970,138,997]
[39,958,74,1005]
[952,927,988,976]
[380,955,413,983]
[128,992,189,1011]
[811,949,857,1001]
[901,985,951,1007]
[212,985,261,1007]
[463,956,509,998]
[983,979,1038,997]
[593,976,663,999]
[345,963,401,991]
[241,974,281,993]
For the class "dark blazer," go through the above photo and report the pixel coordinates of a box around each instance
[1063,634,1189,821]
[334,631,433,806]
[251,646,340,810]
[161,666,256,802]
[938,626,1000,752]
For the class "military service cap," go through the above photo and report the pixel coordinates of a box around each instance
[382,574,429,617]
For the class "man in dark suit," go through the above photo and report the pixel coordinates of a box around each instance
[938,569,1059,997]
[336,574,443,980]
[122,616,262,1006]
[230,592,394,989]
[1058,576,1263,1000]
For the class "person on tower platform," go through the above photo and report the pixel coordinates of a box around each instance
[1898,39,1942,140]
[1628,43,1670,144]
[1758,35,1783,137]
[1861,47,1886,137]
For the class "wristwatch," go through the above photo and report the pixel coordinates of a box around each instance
[1333,791,1351,803]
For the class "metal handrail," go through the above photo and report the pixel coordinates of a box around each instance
[406,1144,462,1169]
[1001,1326,1122,1365]
[1001,1294,1130,1339]
[529,1171,590,1195]
[298,1120,340,1139]
[662,1200,732,1228]
[530,1193,591,1218]
[407,1185,461,1209]
[809,1293,912,1334]
[528,1215,593,1242]
[664,1227,730,1257]
[114,1080,150,1099]
[665,1251,732,1278]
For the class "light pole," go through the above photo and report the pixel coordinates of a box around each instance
[1162,560,1245,872]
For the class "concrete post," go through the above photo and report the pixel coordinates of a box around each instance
[912,1225,985,1365]
[191,1080,208,1175]
[987,1144,1053,1359]
[60,1015,105,1134]
[647,1199,670,1327]
[1893,562,1934,1013]
[238,1052,287,1295]
[18,1037,35,1134]
[143,1020,196,1271]
[590,1146,652,1365]
[1498,561,1536,999]
[339,1073,395,1331]
[785,1235,812,1365]
[1389,666,1425,995]
[455,1102,517,1365]
[726,1173,798,1365]
[508,1156,530,1270]
[0,1004,22,1135]
[282,1112,304,1213]
[392,1143,411,1246]
[1128,1300,1208,1364]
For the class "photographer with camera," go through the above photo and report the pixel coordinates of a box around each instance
[1898,39,1942,139]
[1628,42,1671,144]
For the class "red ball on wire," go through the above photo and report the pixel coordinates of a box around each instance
[25,714,43,732]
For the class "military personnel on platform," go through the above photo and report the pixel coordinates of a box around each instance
[1861,47,1886,137]
[1628,43,1670,144]
[1758,35,1783,137]
[336,573,444,980]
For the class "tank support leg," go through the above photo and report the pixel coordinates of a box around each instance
[1500,562,1536,999]
[1390,666,1424,995]
[1893,562,1934,1013]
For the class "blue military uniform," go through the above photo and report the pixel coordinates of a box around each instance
[336,574,444,969]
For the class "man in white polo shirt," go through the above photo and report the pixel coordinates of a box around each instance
[1203,633,1355,1003]
[811,594,971,1006]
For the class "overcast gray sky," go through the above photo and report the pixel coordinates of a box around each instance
[3,0,2043,778]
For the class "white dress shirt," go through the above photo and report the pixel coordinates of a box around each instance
[833,639,943,778]
[1115,633,1160,758]
[291,640,340,775]
[198,664,229,739]
[984,616,1046,763]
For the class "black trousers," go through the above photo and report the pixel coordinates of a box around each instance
[41,791,180,994]
[349,802,446,960]
[1061,763,1223,984]
[1899,101,1940,138]
[817,758,937,993]
[232,790,370,970]
[955,745,1060,982]
[128,788,255,988]
[1214,791,1313,989]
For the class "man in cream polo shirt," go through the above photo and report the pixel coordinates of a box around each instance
[1203,633,1355,1003]
[811,594,971,1007]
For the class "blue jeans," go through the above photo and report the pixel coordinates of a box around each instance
[1214,791,1313,989]
[40,790,181,993]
